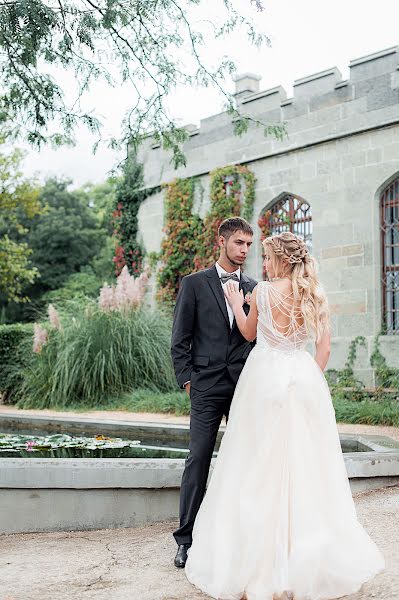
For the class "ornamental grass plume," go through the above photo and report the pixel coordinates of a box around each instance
[20,303,176,408]
[48,304,62,330]
[33,323,48,353]
[135,270,149,306]
[98,283,116,312]
[114,264,131,307]
[99,266,148,312]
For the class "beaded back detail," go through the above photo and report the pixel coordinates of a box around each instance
[256,281,309,352]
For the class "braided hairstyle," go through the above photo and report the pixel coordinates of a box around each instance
[263,232,329,341]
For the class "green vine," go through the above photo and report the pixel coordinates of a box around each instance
[194,165,256,269]
[112,158,150,276]
[325,335,399,408]
[325,336,366,396]
[370,333,399,389]
[147,251,161,273]
[156,178,202,307]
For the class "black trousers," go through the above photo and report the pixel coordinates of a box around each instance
[173,377,236,546]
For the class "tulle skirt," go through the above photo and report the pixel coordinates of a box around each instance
[185,345,384,600]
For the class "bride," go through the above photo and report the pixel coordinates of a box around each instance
[185,232,384,600]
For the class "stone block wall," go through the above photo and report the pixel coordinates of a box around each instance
[137,46,399,379]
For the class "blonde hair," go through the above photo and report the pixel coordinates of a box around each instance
[263,232,329,341]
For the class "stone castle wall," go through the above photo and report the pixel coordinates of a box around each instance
[137,46,399,382]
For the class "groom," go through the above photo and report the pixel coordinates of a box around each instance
[171,216,257,567]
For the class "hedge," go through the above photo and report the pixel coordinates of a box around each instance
[0,323,33,403]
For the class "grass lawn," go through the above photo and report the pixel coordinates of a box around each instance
[14,388,399,426]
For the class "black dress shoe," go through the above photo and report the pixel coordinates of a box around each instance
[174,543,191,568]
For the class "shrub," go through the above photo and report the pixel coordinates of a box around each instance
[0,323,33,403]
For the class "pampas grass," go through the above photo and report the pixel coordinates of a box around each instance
[18,302,177,408]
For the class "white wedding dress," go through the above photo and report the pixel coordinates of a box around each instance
[185,281,384,600]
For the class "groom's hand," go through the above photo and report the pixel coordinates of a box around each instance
[184,382,191,396]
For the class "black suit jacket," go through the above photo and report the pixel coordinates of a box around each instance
[171,265,257,392]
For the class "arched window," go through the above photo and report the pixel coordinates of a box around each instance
[381,177,399,334]
[258,193,312,250]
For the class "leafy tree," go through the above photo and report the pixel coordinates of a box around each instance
[43,268,103,304]
[42,237,117,306]
[0,0,282,166]
[1,176,115,322]
[75,178,118,282]
[90,235,117,282]
[76,178,118,235]
[25,178,106,293]
[0,145,41,302]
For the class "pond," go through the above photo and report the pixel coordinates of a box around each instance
[0,433,190,459]
[0,431,370,459]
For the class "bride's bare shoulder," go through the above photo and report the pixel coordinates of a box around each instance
[268,278,293,294]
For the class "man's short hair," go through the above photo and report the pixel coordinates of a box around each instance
[218,217,253,240]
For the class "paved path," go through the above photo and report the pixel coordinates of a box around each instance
[0,485,398,600]
[0,405,191,425]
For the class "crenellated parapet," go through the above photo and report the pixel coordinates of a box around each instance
[139,46,399,188]
[232,46,399,114]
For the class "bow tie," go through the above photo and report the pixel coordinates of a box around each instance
[220,272,240,285]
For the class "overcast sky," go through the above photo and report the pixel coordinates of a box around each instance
[21,0,399,188]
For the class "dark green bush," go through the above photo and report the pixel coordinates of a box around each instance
[0,323,33,403]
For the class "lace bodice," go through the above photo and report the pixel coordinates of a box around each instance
[256,281,309,352]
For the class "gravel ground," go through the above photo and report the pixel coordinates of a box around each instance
[0,485,398,600]
[0,407,398,599]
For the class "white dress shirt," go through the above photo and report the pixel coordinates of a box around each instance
[215,262,241,329]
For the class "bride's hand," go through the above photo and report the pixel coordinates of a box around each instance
[224,282,244,311]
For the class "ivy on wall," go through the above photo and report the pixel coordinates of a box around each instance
[257,210,272,241]
[156,178,202,307]
[370,334,399,389]
[112,158,150,276]
[194,165,256,270]
[116,163,257,306]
